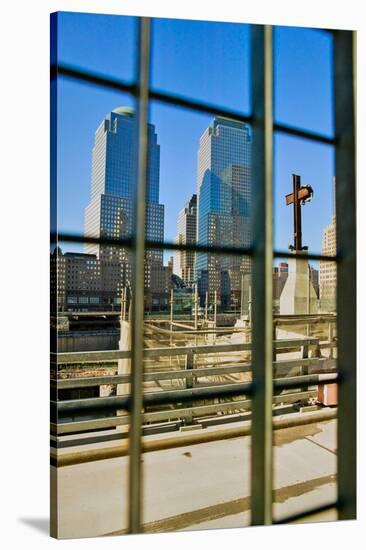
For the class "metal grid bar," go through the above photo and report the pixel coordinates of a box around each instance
[54,63,252,124]
[53,382,254,414]
[52,391,319,436]
[334,30,357,521]
[50,13,59,540]
[273,121,335,145]
[50,15,357,530]
[55,231,253,257]
[128,17,151,534]
[54,63,338,146]
[55,231,338,263]
[53,357,330,388]
[52,373,337,417]
[53,336,318,364]
[250,25,274,526]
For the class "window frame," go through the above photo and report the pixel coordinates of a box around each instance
[50,15,356,533]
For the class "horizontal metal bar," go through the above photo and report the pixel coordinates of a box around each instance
[52,390,318,435]
[55,232,253,257]
[273,357,327,369]
[150,88,252,123]
[55,63,253,124]
[274,121,336,145]
[272,390,316,404]
[54,375,130,388]
[53,337,320,365]
[274,372,337,390]
[53,232,132,248]
[54,64,338,147]
[54,231,338,263]
[52,416,129,434]
[53,349,129,364]
[273,314,336,324]
[274,337,318,349]
[53,372,335,415]
[140,400,252,424]
[53,357,329,389]
[273,501,338,524]
[173,342,248,357]
[51,63,136,94]
[54,312,335,323]
[53,344,252,365]
[53,364,250,389]
[51,408,338,467]
[53,381,254,414]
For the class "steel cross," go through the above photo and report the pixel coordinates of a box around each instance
[285,174,313,251]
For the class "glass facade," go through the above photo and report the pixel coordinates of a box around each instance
[84,107,165,296]
[175,193,197,286]
[196,117,252,305]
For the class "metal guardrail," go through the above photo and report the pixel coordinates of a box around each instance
[52,335,337,444]
[52,389,319,435]
[52,337,334,414]
[52,337,320,364]
[52,373,337,415]
[53,356,329,389]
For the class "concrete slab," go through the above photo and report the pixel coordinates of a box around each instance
[54,419,337,539]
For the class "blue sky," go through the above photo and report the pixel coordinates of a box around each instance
[56,12,335,261]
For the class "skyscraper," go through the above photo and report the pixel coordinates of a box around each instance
[320,214,337,311]
[175,193,197,286]
[320,178,337,312]
[195,117,252,308]
[84,107,166,309]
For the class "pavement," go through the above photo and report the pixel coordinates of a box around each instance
[52,417,337,539]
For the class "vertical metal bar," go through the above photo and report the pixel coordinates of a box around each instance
[249,283,252,327]
[128,17,151,534]
[121,287,125,321]
[185,350,194,424]
[334,30,357,521]
[170,288,174,365]
[328,321,334,359]
[240,273,244,318]
[250,25,273,526]
[123,287,127,320]
[50,12,59,540]
[170,289,174,338]
[194,283,198,330]
[214,289,217,343]
[205,290,208,323]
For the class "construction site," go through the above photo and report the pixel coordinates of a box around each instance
[51,290,339,537]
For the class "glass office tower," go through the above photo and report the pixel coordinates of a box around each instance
[84,107,166,308]
[195,117,252,309]
[175,193,197,287]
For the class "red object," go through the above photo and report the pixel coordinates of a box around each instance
[317,384,338,406]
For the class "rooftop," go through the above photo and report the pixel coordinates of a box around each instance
[112,105,135,117]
